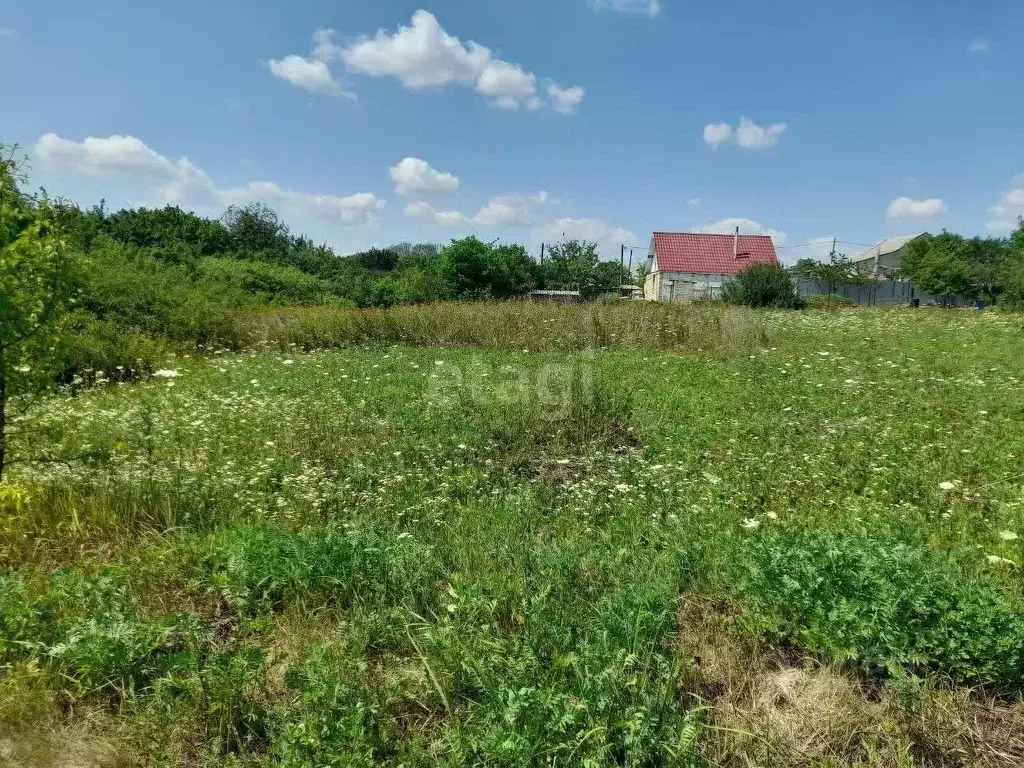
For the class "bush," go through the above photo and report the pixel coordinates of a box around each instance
[721,264,803,308]
[733,527,1024,683]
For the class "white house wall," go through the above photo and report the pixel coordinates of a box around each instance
[646,272,736,302]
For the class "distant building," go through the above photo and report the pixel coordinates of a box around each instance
[528,290,583,304]
[643,230,779,302]
[849,234,925,278]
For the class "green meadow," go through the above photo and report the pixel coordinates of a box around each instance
[3,304,1024,767]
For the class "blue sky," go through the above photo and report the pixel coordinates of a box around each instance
[1,0,1022,263]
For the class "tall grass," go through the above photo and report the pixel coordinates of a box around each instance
[240,300,767,356]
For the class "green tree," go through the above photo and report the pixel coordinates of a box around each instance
[999,220,1024,307]
[899,234,977,304]
[721,263,802,308]
[439,237,535,299]
[222,202,289,257]
[0,146,76,481]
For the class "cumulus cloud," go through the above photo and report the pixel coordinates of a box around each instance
[389,157,459,196]
[887,197,947,221]
[704,118,786,150]
[698,217,788,244]
[403,201,434,218]
[986,183,1024,234]
[967,38,990,52]
[286,10,584,113]
[406,191,552,228]
[34,133,382,226]
[588,0,661,17]
[735,117,787,149]
[269,55,349,97]
[703,123,732,149]
[547,82,586,115]
[268,29,354,98]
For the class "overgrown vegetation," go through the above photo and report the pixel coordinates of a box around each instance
[7,148,1024,765]
[722,263,804,308]
[3,309,1024,765]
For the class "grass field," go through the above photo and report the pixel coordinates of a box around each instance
[3,304,1024,766]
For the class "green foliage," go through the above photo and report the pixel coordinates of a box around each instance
[898,233,978,302]
[439,236,536,299]
[721,263,803,308]
[272,644,384,767]
[0,569,184,697]
[734,526,1024,683]
[100,205,232,258]
[222,202,290,257]
[203,522,440,614]
[542,239,621,298]
[0,145,77,479]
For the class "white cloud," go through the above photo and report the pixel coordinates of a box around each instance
[547,81,586,115]
[404,201,434,218]
[434,210,472,228]
[686,197,702,207]
[337,10,583,113]
[588,0,661,17]
[698,217,788,244]
[533,217,637,258]
[268,29,354,98]
[986,184,1024,234]
[735,117,787,150]
[476,60,540,110]
[407,190,553,228]
[389,157,459,196]
[0,27,16,38]
[34,133,382,227]
[268,55,349,98]
[967,38,990,52]
[703,123,732,149]
[35,133,186,179]
[887,197,947,221]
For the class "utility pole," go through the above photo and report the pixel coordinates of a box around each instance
[829,237,837,264]
[620,244,625,289]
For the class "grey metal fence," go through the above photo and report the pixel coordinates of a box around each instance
[794,278,966,307]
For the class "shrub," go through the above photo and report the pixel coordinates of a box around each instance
[733,527,1024,683]
[721,264,803,308]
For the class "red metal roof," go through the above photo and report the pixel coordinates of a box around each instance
[652,232,779,275]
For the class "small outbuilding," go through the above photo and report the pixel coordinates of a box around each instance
[644,230,779,302]
[848,234,926,278]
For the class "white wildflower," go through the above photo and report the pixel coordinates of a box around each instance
[766,512,779,520]
[939,481,957,491]
[741,518,762,531]
[999,531,1019,541]
[13,365,31,374]
[153,369,180,378]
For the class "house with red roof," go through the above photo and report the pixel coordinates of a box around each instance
[643,230,780,301]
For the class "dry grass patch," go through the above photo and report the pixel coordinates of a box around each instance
[677,595,1024,767]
